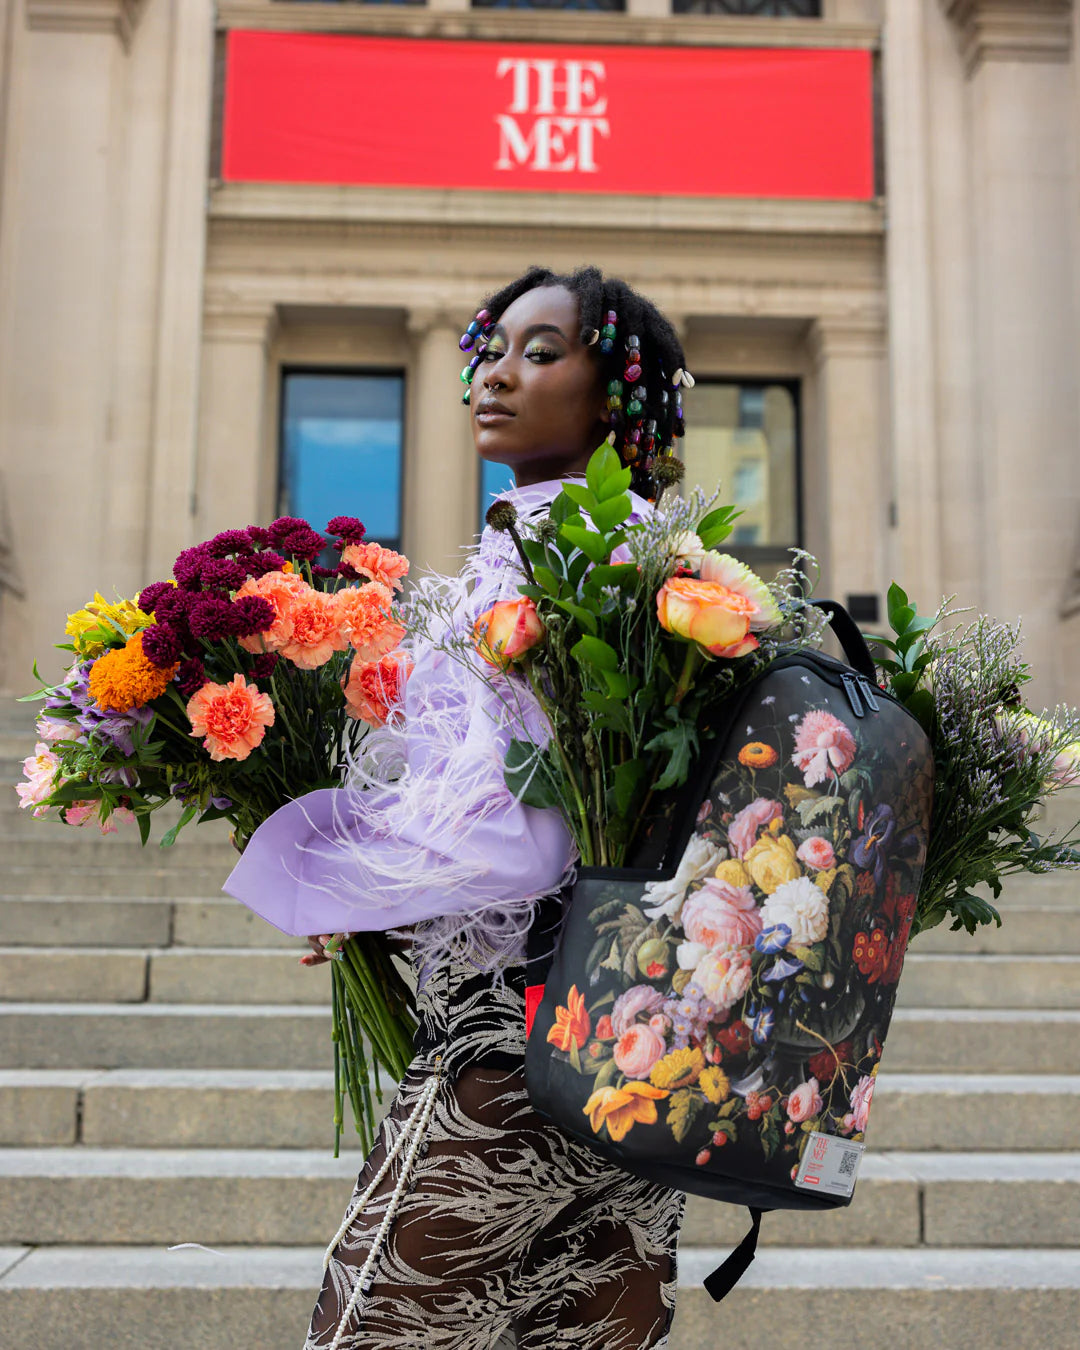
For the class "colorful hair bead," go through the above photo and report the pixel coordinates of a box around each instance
[461,364,476,384]
[624,362,642,383]
[462,388,471,406]
[627,399,643,416]
[632,386,646,401]
[459,333,475,352]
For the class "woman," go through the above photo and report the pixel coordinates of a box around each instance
[225,266,689,1350]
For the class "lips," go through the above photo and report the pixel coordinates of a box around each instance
[475,397,514,420]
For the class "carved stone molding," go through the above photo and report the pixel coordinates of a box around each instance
[941,0,1074,74]
[807,316,887,368]
[405,306,462,339]
[26,1,147,49]
[202,299,280,349]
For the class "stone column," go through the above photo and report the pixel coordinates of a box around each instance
[940,0,1078,705]
[195,302,279,540]
[404,309,477,575]
[807,318,890,619]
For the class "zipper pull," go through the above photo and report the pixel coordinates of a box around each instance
[858,675,880,712]
[841,673,865,718]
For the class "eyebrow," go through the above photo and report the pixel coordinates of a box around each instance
[488,322,570,343]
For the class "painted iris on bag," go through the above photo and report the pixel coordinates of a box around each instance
[543,685,932,1180]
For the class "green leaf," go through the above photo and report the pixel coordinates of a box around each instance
[586,443,622,496]
[668,1089,704,1145]
[504,740,561,810]
[788,943,824,972]
[595,465,632,502]
[550,493,576,525]
[553,599,598,635]
[584,563,639,593]
[533,565,562,597]
[696,506,740,550]
[572,635,620,672]
[559,481,596,513]
[517,584,546,602]
[136,812,151,847]
[160,801,198,849]
[560,524,609,565]
[886,582,910,629]
[602,669,631,699]
[592,1058,621,1092]
[644,717,699,792]
[590,495,632,534]
[612,759,647,815]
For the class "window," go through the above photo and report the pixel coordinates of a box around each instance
[672,1,820,15]
[479,459,517,531]
[280,371,405,554]
[680,380,800,581]
[472,0,625,10]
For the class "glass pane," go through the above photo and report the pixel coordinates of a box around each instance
[473,0,625,9]
[479,459,517,529]
[280,372,404,551]
[680,380,799,579]
[673,1,820,14]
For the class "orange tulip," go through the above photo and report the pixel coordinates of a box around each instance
[473,596,544,669]
[546,984,591,1052]
[583,1082,669,1143]
[656,577,759,659]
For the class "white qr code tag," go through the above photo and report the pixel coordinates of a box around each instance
[794,1131,864,1198]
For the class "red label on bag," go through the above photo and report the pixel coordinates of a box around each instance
[222,31,874,200]
[525,983,545,1039]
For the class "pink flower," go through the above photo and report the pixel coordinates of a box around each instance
[15,744,61,817]
[792,710,857,787]
[474,597,544,669]
[796,836,836,871]
[849,1074,875,1133]
[691,945,753,1013]
[343,651,414,727]
[186,674,275,761]
[614,1024,668,1080]
[610,984,667,1037]
[681,879,762,950]
[35,717,80,744]
[728,797,784,859]
[64,801,99,829]
[649,1013,672,1035]
[786,1077,824,1124]
[341,541,410,592]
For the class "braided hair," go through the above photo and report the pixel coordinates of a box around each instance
[458,265,689,500]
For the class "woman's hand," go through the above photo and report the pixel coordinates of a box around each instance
[299,933,353,967]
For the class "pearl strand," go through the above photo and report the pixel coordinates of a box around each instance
[327,1064,443,1350]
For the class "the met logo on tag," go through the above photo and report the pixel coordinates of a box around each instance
[494,59,610,174]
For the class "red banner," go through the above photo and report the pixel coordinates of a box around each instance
[222,31,874,200]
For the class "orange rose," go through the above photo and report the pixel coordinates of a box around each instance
[583,1082,669,1143]
[335,582,406,661]
[656,578,759,659]
[186,674,275,762]
[343,651,414,727]
[235,571,307,654]
[276,589,349,670]
[546,984,591,1052]
[341,542,410,592]
[473,597,544,669]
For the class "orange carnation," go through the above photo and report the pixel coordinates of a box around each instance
[343,651,414,727]
[276,589,349,670]
[186,673,275,762]
[341,542,410,592]
[546,985,591,1052]
[235,570,307,654]
[335,582,406,661]
[583,1082,668,1144]
[88,632,178,712]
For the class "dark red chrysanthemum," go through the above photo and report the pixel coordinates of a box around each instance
[206,529,256,559]
[327,516,366,544]
[137,582,174,615]
[246,525,270,549]
[266,516,325,560]
[231,595,275,637]
[140,622,184,668]
[310,564,337,581]
[244,550,288,578]
[248,651,280,680]
[199,558,248,592]
[188,597,240,642]
[176,657,207,699]
[337,562,361,581]
[173,544,214,590]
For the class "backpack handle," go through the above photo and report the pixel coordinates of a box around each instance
[810,599,878,682]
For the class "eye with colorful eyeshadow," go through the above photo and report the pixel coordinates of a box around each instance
[524,342,560,362]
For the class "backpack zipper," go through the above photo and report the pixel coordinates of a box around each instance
[840,673,865,718]
[857,675,881,712]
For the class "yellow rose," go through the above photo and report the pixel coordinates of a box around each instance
[655,578,759,659]
[744,832,800,895]
[714,859,751,887]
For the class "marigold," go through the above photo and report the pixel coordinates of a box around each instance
[335,582,406,660]
[341,541,410,592]
[738,741,779,769]
[649,1046,706,1092]
[88,632,178,713]
[66,592,153,658]
[186,673,275,762]
[546,984,591,1052]
[583,1082,668,1143]
[699,1066,731,1105]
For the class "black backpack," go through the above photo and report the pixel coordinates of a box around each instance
[524,602,934,1299]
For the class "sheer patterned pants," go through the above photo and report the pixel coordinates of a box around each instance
[305,1063,685,1350]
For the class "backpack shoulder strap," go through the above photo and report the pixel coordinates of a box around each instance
[702,1207,767,1303]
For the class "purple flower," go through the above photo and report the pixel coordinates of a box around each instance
[140,623,183,669]
[173,544,214,589]
[231,595,275,637]
[266,516,325,561]
[327,516,366,544]
[246,526,270,549]
[755,924,792,955]
[762,956,804,982]
[852,803,897,885]
[248,651,280,681]
[210,795,232,810]
[199,558,248,591]
[188,598,240,642]
[310,564,337,581]
[176,657,206,699]
[137,582,174,615]
[751,1007,775,1047]
[244,551,288,578]
[206,529,256,559]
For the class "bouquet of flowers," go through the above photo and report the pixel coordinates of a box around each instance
[16,516,417,1153]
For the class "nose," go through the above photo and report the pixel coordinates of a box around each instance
[482,355,519,391]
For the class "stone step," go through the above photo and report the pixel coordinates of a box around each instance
[0,894,294,949]
[0,1003,330,1070]
[3,863,232,897]
[895,954,1080,1008]
[883,1008,1080,1073]
[0,834,238,867]
[911,904,1080,954]
[0,1148,1076,1249]
[3,1068,1075,1152]
[0,947,326,1004]
[1,1246,1078,1350]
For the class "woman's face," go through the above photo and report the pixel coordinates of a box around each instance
[470,284,608,487]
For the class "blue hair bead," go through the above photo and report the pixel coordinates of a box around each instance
[600,338,614,354]
[466,320,482,338]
